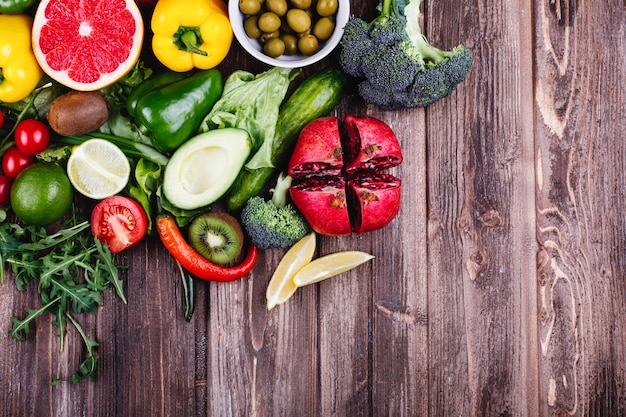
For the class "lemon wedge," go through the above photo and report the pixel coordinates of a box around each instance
[293,250,374,287]
[266,232,317,310]
[66,138,130,199]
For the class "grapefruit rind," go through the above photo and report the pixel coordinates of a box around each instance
[31,0,144,91]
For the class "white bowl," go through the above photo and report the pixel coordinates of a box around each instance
[228,0,350,68]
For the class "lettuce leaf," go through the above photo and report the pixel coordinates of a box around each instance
[199,67,301,170]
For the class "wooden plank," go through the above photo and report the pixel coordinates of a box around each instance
[425,0,539,416]
[534,0,626,415]
[369,108,428,417]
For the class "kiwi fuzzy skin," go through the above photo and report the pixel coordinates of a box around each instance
[188,212,245,265]
[46,91,110,136]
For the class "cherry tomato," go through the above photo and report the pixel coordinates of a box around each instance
[14,119,51,156]
[0,110,4,130]
[2,147,35,180]
[0,175,12,207]
[91,196,148,254]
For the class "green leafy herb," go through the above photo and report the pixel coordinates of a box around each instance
[0,213,126,383]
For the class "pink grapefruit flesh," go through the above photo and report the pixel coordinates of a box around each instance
[32,0,144,91]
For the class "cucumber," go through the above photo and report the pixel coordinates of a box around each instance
[226,67,345,211]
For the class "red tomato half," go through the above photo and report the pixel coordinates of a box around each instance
[91,196,148,253]
[14,119,50,155]
[2,147,34,179]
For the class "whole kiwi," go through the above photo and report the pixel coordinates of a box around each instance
[188,212,245,265]
[46,90,110,136]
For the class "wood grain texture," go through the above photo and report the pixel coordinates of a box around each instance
[535,0,626,416]
[1,0,625,416]
[425,0,540,416]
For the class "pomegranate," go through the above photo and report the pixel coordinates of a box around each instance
[288,115,403,236]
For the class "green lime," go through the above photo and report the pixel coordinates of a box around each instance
[10,162,74,226]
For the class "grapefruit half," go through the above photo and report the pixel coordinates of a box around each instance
[32,0,144,91]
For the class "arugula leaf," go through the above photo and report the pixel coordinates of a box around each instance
[18,221,90,251]
[66,312,99,383]
[9,297,61,341]
[94,239,127,304]
[0,212,125,383]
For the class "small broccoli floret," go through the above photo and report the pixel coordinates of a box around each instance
[240,173,310,250]
[369,13,407,46]
[405,45,474,107]
[338,0,473,109]
[339,18,373,77]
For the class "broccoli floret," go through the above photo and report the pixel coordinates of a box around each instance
[240,172,310,250]
[339,18,373,77]
[357,80,396,109]
[361,43,421,91]
[338,0,473,110]
[369,13,407,46]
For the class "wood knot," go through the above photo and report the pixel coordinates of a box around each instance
[467,250,488,280]
[551,408,568,417]
[600,265,612,278]
[537,249,555,286]
[478,209,501,228]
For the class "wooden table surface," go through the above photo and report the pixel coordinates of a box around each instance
[1,0,625,416]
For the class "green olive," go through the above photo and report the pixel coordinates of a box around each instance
[264,38,286,57]
[239,0,262,15]
[244,16,262,38]
[289,0,311,9]
[267,0,288,16]
[259,30,281,44]
[257,12,282,33]
[280,33,298,55]
[286,8,311,33]
[297,34,319,55]
[316,0,338,16]
[312,17,335,41]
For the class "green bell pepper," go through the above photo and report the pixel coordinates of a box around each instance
[126,71,188,118]
[130,69,223,153]
[0,0,35,14]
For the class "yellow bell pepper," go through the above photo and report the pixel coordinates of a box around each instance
[0,14,44,103]
[151,0,233,72]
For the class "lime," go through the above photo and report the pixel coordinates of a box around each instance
[292,250,374,287]
[10,162,74,226]
[266,232,316,310]
[66,138,130,200]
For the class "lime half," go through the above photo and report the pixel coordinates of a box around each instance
[67,138,130,199]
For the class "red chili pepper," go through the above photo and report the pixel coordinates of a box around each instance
[156,214,258,282]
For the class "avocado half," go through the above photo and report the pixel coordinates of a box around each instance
[163,128,251,210]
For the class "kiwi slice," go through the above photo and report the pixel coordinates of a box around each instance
[188,212,244,265]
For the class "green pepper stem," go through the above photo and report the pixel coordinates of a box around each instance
[175,27,208,57]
